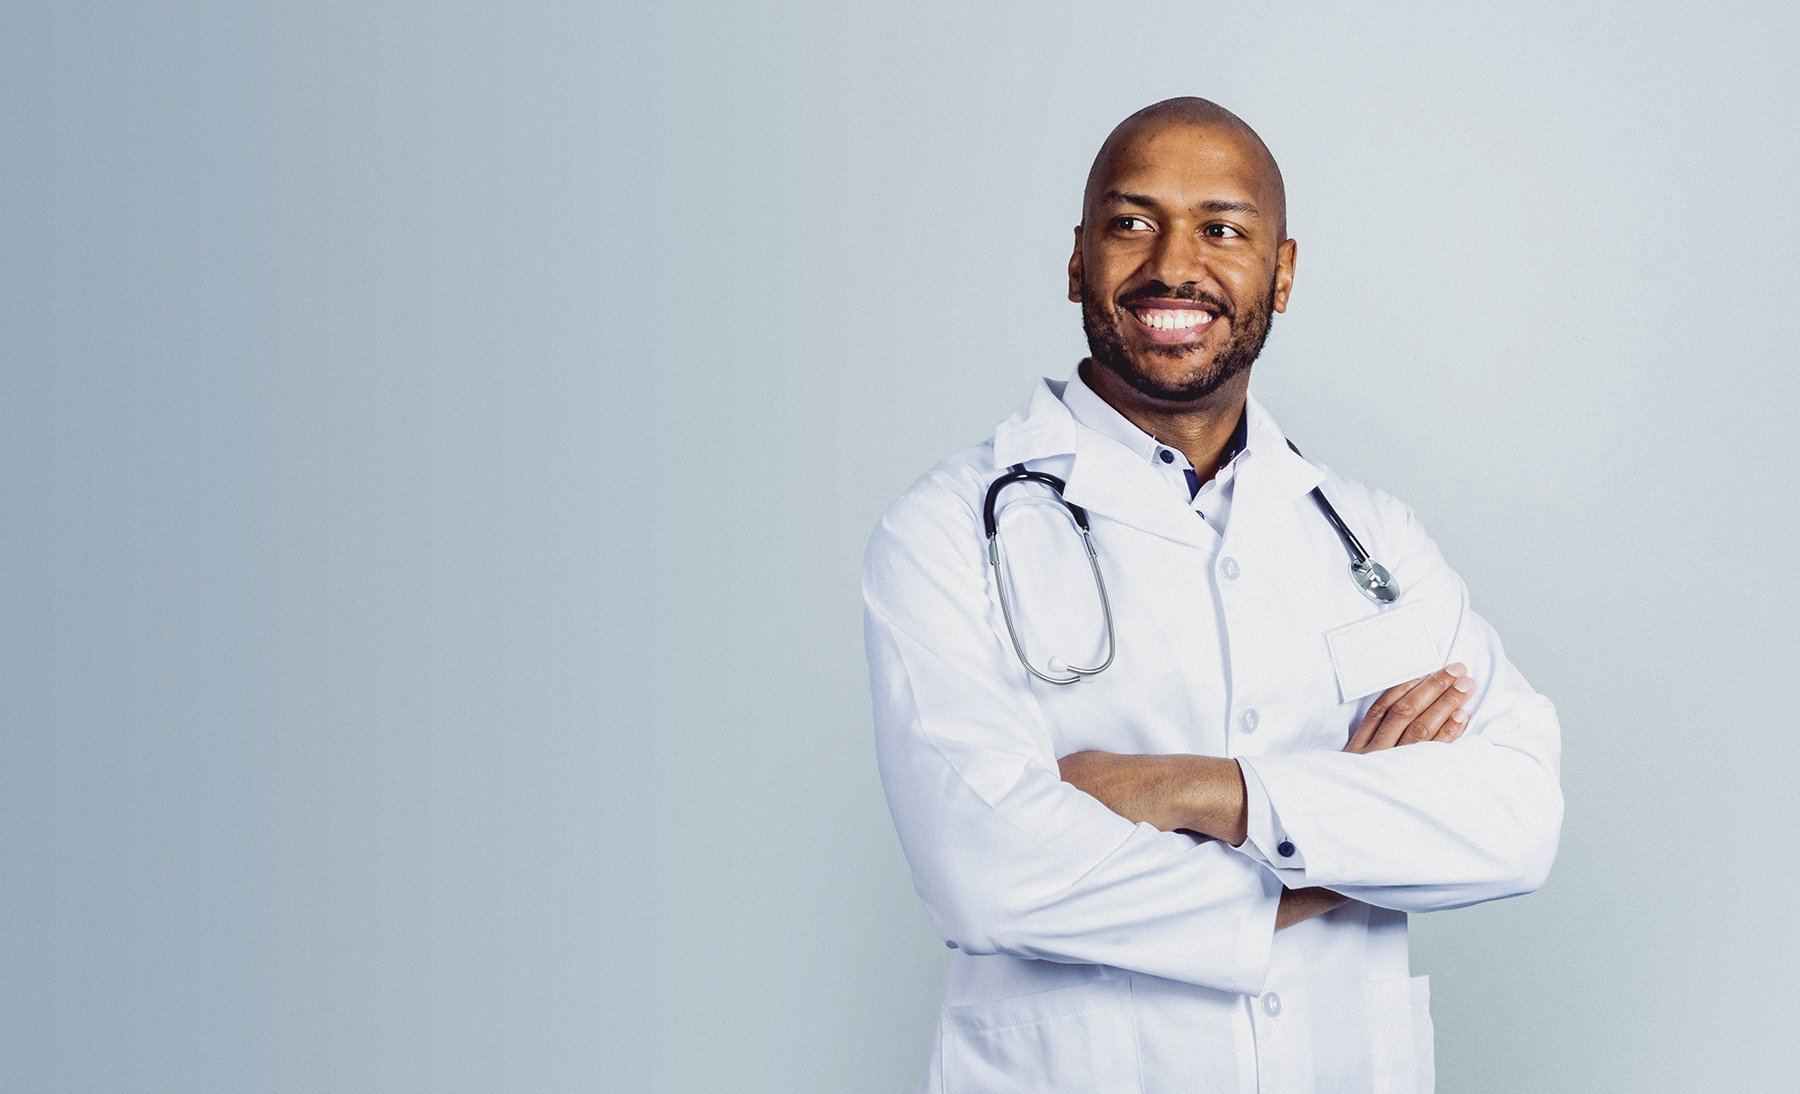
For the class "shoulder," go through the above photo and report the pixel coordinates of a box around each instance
[1304,456,1451,585]
[865,439,1002,581]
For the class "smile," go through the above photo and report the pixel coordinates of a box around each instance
[1126,303,1216,341]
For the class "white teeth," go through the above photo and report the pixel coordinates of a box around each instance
[1139,309,1208,331]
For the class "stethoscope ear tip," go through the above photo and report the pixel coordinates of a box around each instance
[1047,656,1068,674]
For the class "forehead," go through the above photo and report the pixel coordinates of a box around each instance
[1090,122,1275,211]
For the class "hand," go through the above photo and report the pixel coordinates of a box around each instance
[1276,886,1348,930]
[1344,663,1476,754]
[1057,751,1248,845]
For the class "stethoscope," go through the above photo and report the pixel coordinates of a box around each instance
[982,440,1396,686]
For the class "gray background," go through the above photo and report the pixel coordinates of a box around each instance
[4,1,1796,1091]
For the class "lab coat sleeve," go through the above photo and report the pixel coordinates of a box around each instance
[1236,501,1564,912]
[865,479,1281,993]
[1235,760,1305,871]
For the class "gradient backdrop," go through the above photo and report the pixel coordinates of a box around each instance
[5,2,1798,1091]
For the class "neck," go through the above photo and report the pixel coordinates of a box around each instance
[1082,360,1250,484]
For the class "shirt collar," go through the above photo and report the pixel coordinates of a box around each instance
[1059,361,1249,473]
[991,362,1326,544]
[1060,364,1166,464]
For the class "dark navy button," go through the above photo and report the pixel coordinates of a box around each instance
[945,940,958,949]
[1277,841,1296,858]
[1159,449,1175,463]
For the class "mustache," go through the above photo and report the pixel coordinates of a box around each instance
[1116,284,1232,317]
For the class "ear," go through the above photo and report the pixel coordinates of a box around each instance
[1272,238,1298,313]
[1067,225,1085,302]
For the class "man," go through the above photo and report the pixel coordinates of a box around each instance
[862,98,1562,1094]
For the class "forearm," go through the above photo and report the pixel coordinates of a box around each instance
[869,601,1282,993]
[1276,887,1348,929]
[1240,734,1562,906]
[1175,756,1250,846]
[881,733,1281,989]
[1057,752,1249,845]
[1244,584,1561,906]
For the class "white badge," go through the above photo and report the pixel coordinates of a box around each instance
[1324,605,1444,702]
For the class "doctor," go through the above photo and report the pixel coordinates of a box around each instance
[862,97,1563,1094]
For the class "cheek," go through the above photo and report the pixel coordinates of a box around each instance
[1083,250,1145,296]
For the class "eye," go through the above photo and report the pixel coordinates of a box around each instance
[1111,215,1154,233]
[1203,223,1245,239]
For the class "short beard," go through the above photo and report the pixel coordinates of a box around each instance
[1082,273,1277,403]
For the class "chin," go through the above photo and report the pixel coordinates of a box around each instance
[1132,349,1222,383]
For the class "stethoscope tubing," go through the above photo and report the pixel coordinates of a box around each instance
[984,442,1398,685]
[1285,441,1398,603]
[984,465,1117,685]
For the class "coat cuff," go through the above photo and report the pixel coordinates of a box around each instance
[1232,758,1310,887]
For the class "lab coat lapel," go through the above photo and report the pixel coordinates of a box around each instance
[992,378,1216,550]
[1061,438,1217,548]
[991,381,1326,547]
[1229,396,1327,521]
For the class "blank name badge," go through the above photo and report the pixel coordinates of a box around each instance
[1323,604,1444,702]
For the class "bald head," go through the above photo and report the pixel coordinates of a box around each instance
[1082,97,1287,240]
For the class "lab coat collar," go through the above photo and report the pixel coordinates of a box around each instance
[992,366,1325,546]
[991,377,1078,467]
[1236,393,1328,504]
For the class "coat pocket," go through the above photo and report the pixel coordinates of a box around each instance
[941,978,1142,1094]
[1365,975,1435,1094]
[1324,605,1443,702]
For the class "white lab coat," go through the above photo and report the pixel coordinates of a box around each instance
[863,375,1563,1094]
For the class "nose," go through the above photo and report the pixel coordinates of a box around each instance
[1143,224,1208,291]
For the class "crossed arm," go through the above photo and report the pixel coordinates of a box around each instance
[1058,663,1477,929]
[868,485,1560,989]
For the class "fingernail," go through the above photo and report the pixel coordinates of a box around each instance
[1451,708,1467,722]
[1446,663,1467,677]
[1454,677,1474,693]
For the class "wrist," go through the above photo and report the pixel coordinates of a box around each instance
[1177,756,1248,845]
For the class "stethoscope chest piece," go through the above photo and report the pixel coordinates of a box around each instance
[1351,559,1398,602]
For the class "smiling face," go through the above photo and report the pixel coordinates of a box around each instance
[1069,119,1297,406]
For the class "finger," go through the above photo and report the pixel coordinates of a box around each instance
[1366,672,1455,751]
[1432,672,1478,742]
[1346,679,1422,753]
[1398,671,1476,745]
[1438,679,1479,742]
[1368,663,1467,751]
[1347,680,1414,753]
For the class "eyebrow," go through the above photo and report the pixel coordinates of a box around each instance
[1101,191,1263,218]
